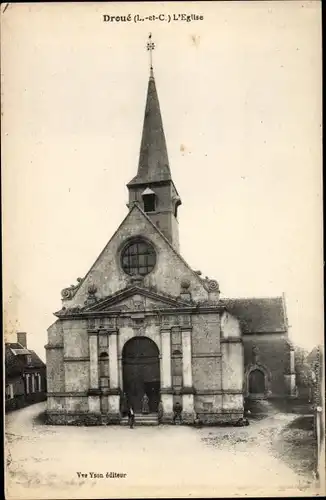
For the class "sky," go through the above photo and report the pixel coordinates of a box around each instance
[2,1,323,360]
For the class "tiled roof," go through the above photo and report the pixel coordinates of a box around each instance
[221,297,287,333]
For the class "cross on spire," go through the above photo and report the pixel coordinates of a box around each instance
[146,33,155,74]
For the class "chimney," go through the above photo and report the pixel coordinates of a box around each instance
[17,332,27,348]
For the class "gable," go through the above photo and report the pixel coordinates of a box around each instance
[62,204,208,309]
[220,297,287,334]
[85,288,190,313]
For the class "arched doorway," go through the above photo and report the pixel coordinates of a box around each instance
[122,337,160,413]
[249,369,265,395]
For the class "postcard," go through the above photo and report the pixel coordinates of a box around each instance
[2,1,324,498]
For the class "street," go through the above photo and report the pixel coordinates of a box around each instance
[5,403,319,499]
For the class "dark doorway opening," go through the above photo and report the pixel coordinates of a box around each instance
[122,337,160,413]
[249,369,265,394]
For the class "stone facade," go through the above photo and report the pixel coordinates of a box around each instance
[45,56,295,426]
[45,213,243,425]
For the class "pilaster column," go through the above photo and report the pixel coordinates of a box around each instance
[287,347,296,397]
[118,356,123,391]
[109,332,119,389]
[160,328,173,422]
[161,329,172,388]
[290,349,295,374]
[181,328,195,421]
[88,332,99,389]
[107,331,120,423]
[25,374,30,394]
[181,329,193,388]
[31,374,35,393]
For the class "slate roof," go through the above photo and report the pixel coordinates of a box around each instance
[28,350,46,367]
[5,343,45,378]
[221,297,287,334]
[128,71,171,186]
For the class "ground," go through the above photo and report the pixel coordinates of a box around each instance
[5,403,322,499]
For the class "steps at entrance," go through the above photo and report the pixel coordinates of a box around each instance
[121,413,159,426]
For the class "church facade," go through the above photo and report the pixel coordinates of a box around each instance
[45,57,296,426]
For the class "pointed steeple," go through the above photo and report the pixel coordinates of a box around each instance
[127,35,181,251]
[128,35,171,186]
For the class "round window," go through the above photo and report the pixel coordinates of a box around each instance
[121,239,156,276]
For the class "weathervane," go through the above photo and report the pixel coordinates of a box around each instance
[146,33,155,71]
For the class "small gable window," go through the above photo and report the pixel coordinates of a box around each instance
[142,187,156,213]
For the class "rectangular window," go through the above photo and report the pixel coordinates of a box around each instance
[143,194,156,213]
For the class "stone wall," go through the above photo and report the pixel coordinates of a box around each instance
[46,348,64,393]
[191,311,244,423]
[62,319,88,357]
[243,333,289,397]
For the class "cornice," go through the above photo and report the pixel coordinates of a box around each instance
[55,302,226,319]
[193,353,222,358]
[87,328,119,336]
[220,337,242,343]
[64,357,90,362]
[47,392,88,397]
[44,344,63,350]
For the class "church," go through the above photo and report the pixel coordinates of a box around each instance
[45,40,296,426]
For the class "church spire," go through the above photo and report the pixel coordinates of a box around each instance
[127,34,171,186]
[127,35,181,251]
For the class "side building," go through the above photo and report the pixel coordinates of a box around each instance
[5,332,47,412]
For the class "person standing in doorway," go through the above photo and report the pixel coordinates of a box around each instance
[141,393,150,414]
[128,406,135,429]
[173,401,182,424]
